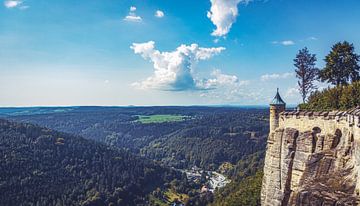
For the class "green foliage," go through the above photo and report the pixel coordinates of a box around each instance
[294,47,318,103]
[300,81,360,110]
[212,171,263,206]
[319,41,360,86]
[211,152,264,206]
[10,107,268,170]
[141,109,268,170]
[0,119,181,206]
[5,107,269,205]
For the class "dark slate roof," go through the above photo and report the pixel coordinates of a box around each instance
[270,88,286,105]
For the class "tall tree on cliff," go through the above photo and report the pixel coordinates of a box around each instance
[294,47,318,103]
[319,41,360,86]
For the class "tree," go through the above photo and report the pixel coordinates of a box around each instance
[319,41,360,86]
[294,47,318,103]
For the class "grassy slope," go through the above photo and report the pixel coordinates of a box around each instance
[136,115,188,124]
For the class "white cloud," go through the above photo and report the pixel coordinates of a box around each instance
[198,70,254,103]
[272,40,295,46]
[130,6,136,12]
[261,72,293,81]
[281,40,295,46]
[285,87,298,98]
[124,6,142,22]
[155,10,164,18]
[19,5,28,10]
[308,36,318,41]
[130,41,257,103]
[207,0,250,37]
[198,69,248,89]
[283,86,302,104]
[124,15,142,22]
[4,0,22,8]
[130,41,225,91]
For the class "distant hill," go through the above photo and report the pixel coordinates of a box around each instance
[0,119,180,206]
[0,107,77,117]
[7,107,269,170]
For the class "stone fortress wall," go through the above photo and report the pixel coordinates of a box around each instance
[261,108,360,206]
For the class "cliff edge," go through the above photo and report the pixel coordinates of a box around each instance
[261,109,360,205]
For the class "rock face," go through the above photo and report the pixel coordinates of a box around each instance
[261,110,360,206]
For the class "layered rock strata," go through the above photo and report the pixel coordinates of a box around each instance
[261,109,360,206]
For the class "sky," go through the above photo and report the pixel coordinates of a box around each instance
[1,0,360,106]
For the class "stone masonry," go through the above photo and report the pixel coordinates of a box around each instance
[261,108,360,205]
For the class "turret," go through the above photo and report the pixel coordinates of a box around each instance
[269,88,286,133]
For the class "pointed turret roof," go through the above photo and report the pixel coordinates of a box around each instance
[270,88,286,105]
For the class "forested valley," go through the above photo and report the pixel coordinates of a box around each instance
[0,106,268,205]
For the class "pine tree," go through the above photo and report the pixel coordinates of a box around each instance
[319,41,360,86]
[294,47,318,103]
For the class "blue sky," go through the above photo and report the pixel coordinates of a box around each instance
[1,0,360,106]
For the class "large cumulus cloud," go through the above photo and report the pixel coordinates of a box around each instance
[207,0,250,37]
[130,41,225,91]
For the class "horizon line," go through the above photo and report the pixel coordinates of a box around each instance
[0,104,299,108]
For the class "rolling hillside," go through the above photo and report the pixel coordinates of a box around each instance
[0,119,180,206]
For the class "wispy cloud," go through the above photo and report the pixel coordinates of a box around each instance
[19,5,28,9]
[198,69,249,90]
[124,6,142,22]
[155,10,164,18]
[307,36,318,41]
[285,87,298,98]
[272,40,295,46]
[207,0,251,37]
[198,73,259,104]
[261,72,293,81]
[273,37,318,45]
[130,41,226,91]
[124,15,142,22]
[281,40,295,46]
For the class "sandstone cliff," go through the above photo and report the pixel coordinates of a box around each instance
[261,109,360,206]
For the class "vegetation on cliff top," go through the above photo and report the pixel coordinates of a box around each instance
[299,81,360,111]
[294,41,360,110]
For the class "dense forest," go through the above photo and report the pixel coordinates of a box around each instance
[212,171,263,206]
[7,107,268,170]
[0,107,269,205]
[211,152,264,206]
[0,119,181,206]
